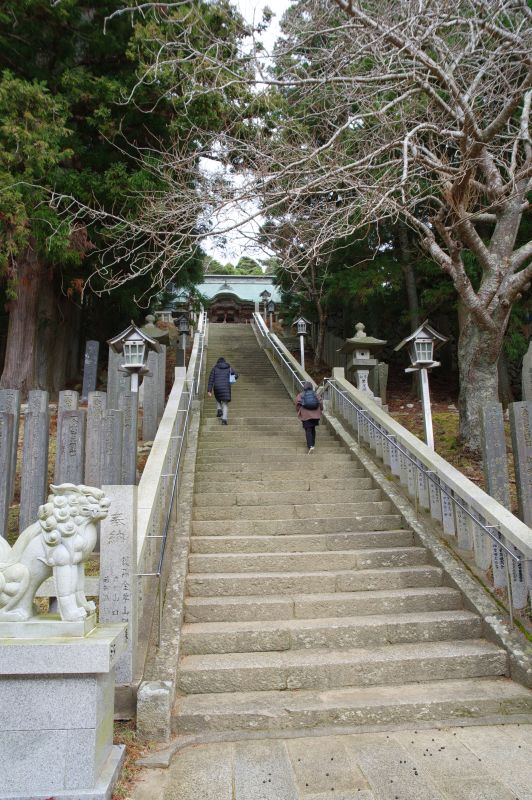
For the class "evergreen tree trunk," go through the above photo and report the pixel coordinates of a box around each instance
[0,243,47,395]
[314,302,328,370]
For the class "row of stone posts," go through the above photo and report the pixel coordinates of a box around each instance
[480,401,532,608]
[0,338,166,540]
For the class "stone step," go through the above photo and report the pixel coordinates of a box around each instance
[198,440,338,451]
[191,514,404,536]
[177,639,507,694]
[190,530,414,553]
[196,452,352,465]
[197,444,340,457]
[193,488,377,507]
[201,417,302,427]
[192,499,390,522]
[186,565,443,597]
[194,467,366,483]
[188,547,427,575]
[181,609,481,655]
[184,586,463,623]
[193,477,373,494]
[173,677,532,735]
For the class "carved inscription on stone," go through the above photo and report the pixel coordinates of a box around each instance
[55,410,86,485]
[0,413,14,538]
[0,389,20,502]
[100,409,123,485]
[85,391,107,487]
[81,340,99,401]
[119,392,138,485]
[19,410,49,532]
[99,486,137,683]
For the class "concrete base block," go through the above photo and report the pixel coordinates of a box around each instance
[0,623,126,799]
[0,745,125,800]
[137,680,172,741]
[0,612,97,639]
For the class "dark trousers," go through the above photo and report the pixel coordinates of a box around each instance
[302,419,318,448]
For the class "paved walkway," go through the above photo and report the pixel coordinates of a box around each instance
[132,723,532,800]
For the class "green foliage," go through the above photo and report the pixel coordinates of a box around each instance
[0,0,244,337]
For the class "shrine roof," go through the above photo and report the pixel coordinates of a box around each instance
[197,274,281,303]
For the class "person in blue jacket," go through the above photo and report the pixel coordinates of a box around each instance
[207,357,238,425]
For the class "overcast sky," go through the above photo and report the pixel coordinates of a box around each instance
[202,0,292,265]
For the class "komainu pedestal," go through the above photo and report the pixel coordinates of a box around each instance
[0,620,127,799]
[0,483,126,799]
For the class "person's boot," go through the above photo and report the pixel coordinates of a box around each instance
[221,419,228,425]
[216,409,223,418]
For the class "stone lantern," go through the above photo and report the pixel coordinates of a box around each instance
[394,320,448,449]
[338,322,386,398]
[108,321,161,393]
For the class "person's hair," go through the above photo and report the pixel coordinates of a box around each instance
[217,356,225,363]
[303,381,313,390]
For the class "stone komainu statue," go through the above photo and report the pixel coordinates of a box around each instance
[0,484,110,622]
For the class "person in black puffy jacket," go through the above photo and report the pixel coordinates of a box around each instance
[207,357,238,425]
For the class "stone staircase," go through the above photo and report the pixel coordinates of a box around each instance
[172,323,532,736]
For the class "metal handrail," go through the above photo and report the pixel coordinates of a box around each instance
[252,313,305,395]
[324,379,519,563]
[323,377,525,623]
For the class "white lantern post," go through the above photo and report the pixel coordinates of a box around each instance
[294,316,310,371]
[259,289,271,323]
[108,322,161,483]
[395,321,448,450]
[267,299,276,330]
[177,314,191,357]
[108,322,160,394]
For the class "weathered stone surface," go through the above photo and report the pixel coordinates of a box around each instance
[508,401,532,608]
[55,390,81,483]
[99,485,137,683]
[27,389,48,414]
[522,340,532,401]
[107,347,130,410]
[0,624,126,800]
[142,350,159,441]
[81,339,99,401]
[233,740,299,800]
[177,639,506,694]
[119,391,138,484]
[137,681,173,742]
[164,742,233,800]
[100,409,123,485]
[181,610,480,656]
[54,409,86,485]
[0,413,14,539]
[480,403,509,588]
[157,345,166,424]
[19,406,49,532]
[58,389,79,414]
[0,388,20,502]
[509,401,532,525]
[85,391,107,487]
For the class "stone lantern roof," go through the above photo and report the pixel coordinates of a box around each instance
[338,322,387,354]
[139,315,170,347]
[107,321,161,354]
